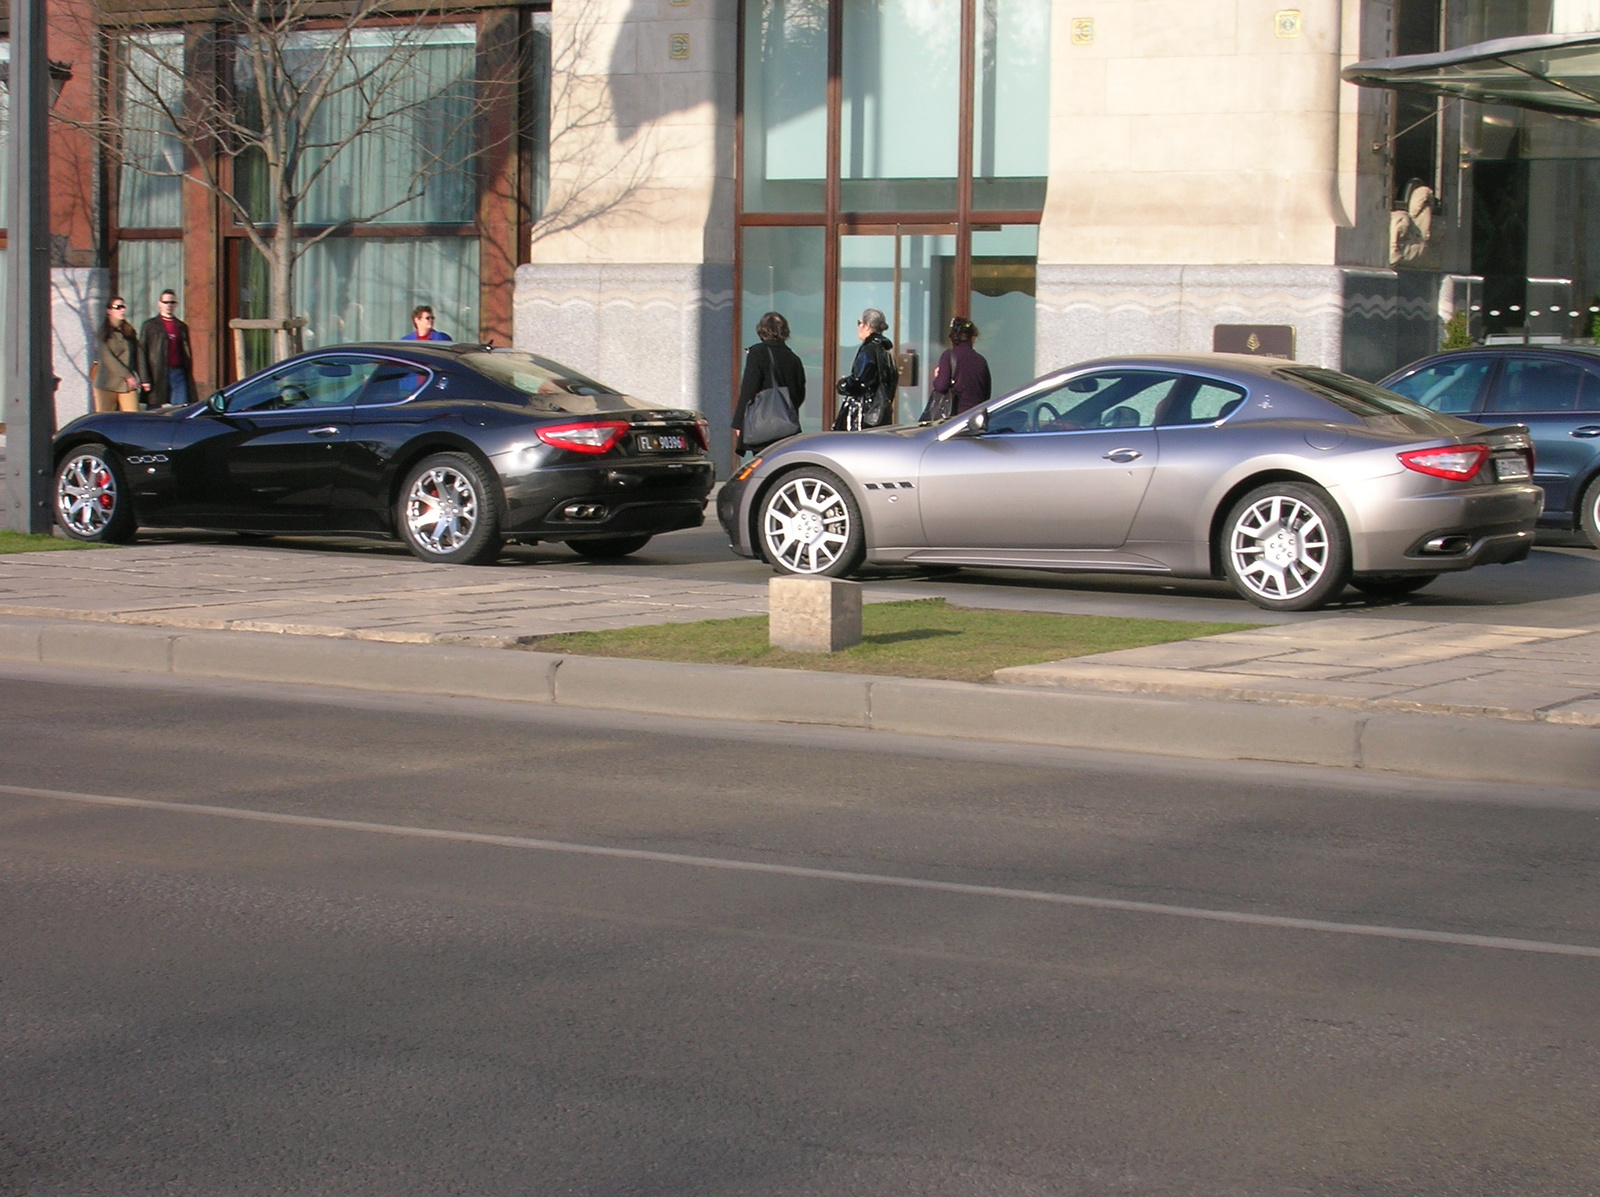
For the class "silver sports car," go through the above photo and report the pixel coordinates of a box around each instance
[717,354,1543,611]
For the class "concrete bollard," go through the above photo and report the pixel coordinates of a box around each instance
[768,576,863,653]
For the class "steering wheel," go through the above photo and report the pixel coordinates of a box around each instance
[1034,402,1061,432]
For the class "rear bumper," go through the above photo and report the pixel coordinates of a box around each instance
[1347,482,1543,573]
[498,459,714,539]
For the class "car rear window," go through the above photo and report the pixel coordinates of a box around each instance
[458,352,664,413]
[1277,366,1434,419]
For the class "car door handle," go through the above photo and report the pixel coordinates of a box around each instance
[1102,448,1142,463]
[1571,426,1600,438]
[307,426,341,438]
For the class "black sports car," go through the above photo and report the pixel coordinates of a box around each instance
[52,343,715,564]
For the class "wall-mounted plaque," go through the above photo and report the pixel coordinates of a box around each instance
[668,33,691,59]
[1275,10,1302,38]
[1071,18,1094,45]
[1213,324,1295,359]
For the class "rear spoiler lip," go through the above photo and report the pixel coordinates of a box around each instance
[1478,424,1533,451]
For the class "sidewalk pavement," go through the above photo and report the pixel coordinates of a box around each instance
[0,542,1595,789]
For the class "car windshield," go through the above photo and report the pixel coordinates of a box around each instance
[458,352,661,413]
[1278,366,1433,418]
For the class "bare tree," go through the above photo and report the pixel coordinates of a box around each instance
[86,0,499,361]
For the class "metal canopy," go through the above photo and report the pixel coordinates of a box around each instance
[1343,31,1600,119]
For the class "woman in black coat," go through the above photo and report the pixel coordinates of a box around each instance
[733,311,807,454]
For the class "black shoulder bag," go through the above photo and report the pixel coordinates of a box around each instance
[742,347,801,446]
[920,351,957,423]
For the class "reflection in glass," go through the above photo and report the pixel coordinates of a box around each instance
[239,238,478,375]
[970,225,1037,398]
[743,0,827,213]
[740,226,827,432]
[972,0,1050,210]
[116,240,184,325]
[118,33,186,229]
[840,0,960,211]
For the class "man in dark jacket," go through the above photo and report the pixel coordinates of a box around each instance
[139,289,195,408]
[834,307,897,429]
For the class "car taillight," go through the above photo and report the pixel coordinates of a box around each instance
[535,420,630,455]
[692,419,710,450]
[1397,443,1489,482]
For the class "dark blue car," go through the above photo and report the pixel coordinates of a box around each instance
[1380,347,1600,545]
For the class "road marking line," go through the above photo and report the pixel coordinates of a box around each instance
[5,782,1598,960]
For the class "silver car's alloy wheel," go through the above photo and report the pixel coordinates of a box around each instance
[1228,494,1331,603]
[405,465,480,556]
[763,475,853,574]
[56,453,118,537]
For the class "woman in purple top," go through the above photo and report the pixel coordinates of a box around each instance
[930,316,990,415]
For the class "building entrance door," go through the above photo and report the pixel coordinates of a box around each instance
[837,226,957,426]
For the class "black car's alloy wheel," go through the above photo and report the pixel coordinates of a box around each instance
[759,467,865,577]
[566,535,653,560]
[397,452,504,565]
[1221,482,1351,611]
[54,445,136,544]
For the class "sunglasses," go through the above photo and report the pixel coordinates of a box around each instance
[109,304,126,311]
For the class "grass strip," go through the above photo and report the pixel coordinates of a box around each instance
[526,599,1256,683]
[0,532,102,554]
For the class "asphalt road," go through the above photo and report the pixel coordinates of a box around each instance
[2,666,1597,1195]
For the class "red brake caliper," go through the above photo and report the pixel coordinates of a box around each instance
[95,469,113,509]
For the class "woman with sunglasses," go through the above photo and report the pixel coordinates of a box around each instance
[93,297,143,413]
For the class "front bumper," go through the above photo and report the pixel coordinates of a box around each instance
[717,476,754,557]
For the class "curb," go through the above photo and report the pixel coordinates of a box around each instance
[1,616,1596,790]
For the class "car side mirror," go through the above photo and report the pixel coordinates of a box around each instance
[963,409,988,436]
[207,392,227,415]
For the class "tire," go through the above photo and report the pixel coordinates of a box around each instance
[1220,482,1351,611]
[53,444,137,544]
[566,534,653,560]
[758,467,866,577]
[396,452,504,565]
[1579,476,1600,549]
[1350,573,1438,600]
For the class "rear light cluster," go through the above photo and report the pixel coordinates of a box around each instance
[536,420,630,455]
[1397,443,1488,482]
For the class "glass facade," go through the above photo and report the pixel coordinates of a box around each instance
[737,0,1049,433]
[739,226,827,432]
[839,0,960,212]
[971,0,1050,210]
[742,0,827,213]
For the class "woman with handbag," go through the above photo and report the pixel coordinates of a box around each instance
[733,310,807,454]
[927,316,991,419]
[93,296,144,413]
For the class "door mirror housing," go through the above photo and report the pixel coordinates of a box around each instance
[207,391,227,415]
[962,408,988,436]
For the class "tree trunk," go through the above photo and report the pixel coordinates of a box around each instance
[269,221,295,364]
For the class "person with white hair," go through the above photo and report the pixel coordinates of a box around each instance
[834,307,897,430]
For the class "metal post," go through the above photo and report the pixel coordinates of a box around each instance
[4,0,55,533]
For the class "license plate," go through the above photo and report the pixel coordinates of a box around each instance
[1494,455,1531,481]
[636,433,689,452]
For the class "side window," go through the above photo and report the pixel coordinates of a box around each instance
[988,372,1181,435]
[1385,358,1490,414]
[358,362,432,406]
[1486,358,1584,414]
[1158,379,1248,426]
[226,357,379,413]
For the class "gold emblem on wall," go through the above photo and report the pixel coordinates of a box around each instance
[1071,18,1094,45]
[1275,10,1302,38]
[669,33,691,59]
